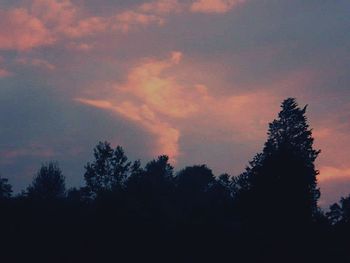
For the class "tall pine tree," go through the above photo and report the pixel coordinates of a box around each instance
[234,98,320,224]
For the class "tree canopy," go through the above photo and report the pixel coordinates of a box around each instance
[27,162,66,200]
[234,98,320,223]
[84,142,132,198]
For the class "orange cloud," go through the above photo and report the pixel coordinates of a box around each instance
[0,8,54,50]
[191,0,246,13]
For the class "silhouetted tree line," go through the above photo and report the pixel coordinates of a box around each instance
[1,98,349,262]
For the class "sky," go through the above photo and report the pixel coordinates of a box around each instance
[0,0,349,206]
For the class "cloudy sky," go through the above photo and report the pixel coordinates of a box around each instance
[0,0,349,206]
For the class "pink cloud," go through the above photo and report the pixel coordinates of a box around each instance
[31,0,77,29]
[74,52,203,162]
[0,68,13,78]
[194,91,279,142]
[0,8,54,50]
[31,0,108,38]
[0,0,106,52]
[0,145,55,164]
[317,166,350,206]
[191,0,246,13]
[74,52,281,162]
[31,0,174,36]
[0,0,251,53]
[313,115,350,164]
[0,0,246,53]
[74,49,324,165]
[115,52,200,118]
[318,166,350,183]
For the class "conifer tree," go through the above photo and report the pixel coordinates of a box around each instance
[234,98,320,223]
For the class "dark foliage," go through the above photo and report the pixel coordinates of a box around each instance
[1,98,350,262]
[327,195,350,225]
[26,161,66,200]
[0,175,12,199]
[234,98,320,225]
[84,141,132,198]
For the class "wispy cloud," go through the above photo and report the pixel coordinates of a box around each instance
[0,144,55,164]
[318,166,350,183]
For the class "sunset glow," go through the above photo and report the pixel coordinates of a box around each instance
[0,0,349,206]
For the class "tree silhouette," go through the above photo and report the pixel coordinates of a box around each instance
[84,142,132,198]
[213,173,234,206]
[235,98,320,223]
[327,203,343,225]
[176,165,215,194]
[127,155,174,197]
[175,165,215,214]
[327,195,350,225]
[176,165,218,214]
[2,98,350,262]
[126,155,175,224]
[0,175,12,199]
[27,162,66,200]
